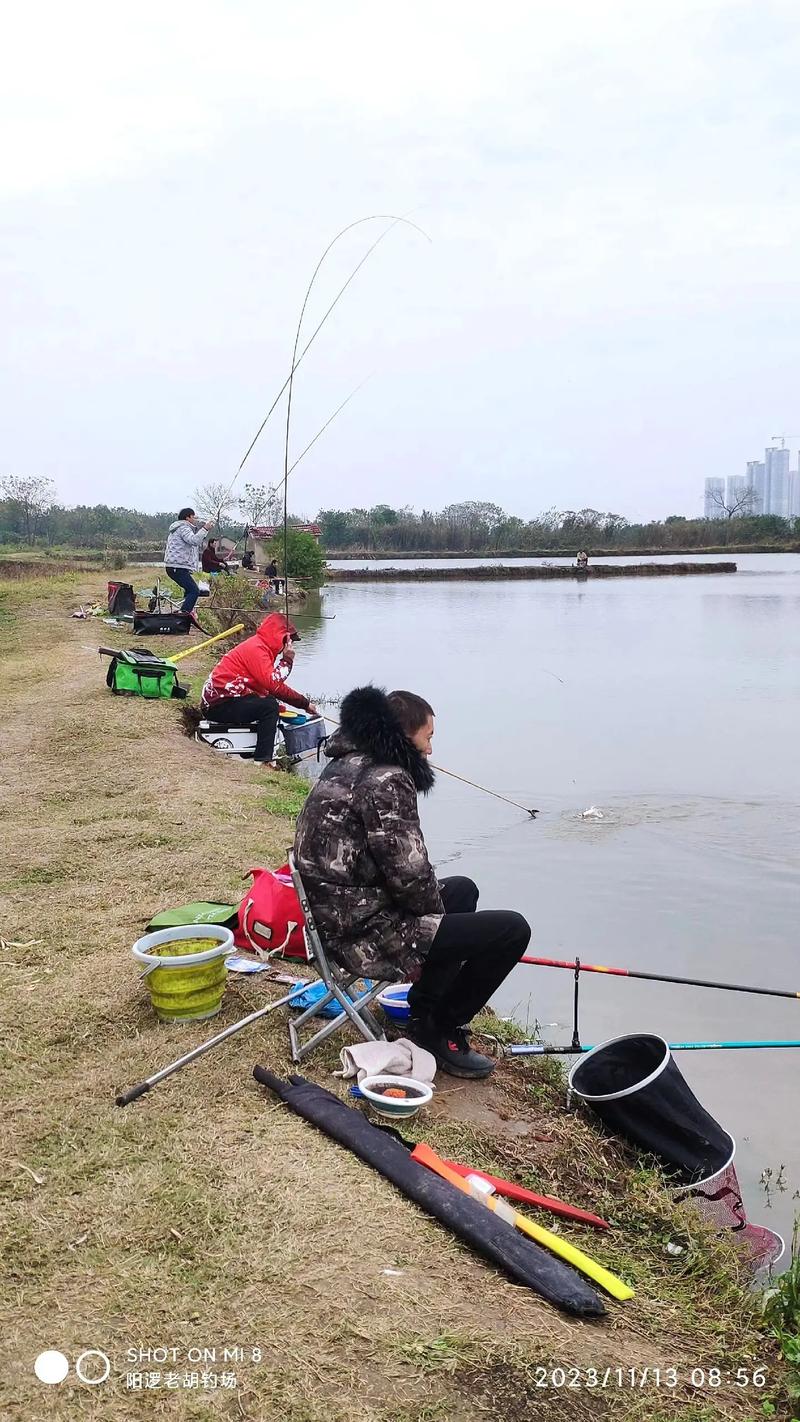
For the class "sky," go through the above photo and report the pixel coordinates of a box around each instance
[2,0,800,524]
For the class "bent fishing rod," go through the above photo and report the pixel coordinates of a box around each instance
[279,216,429,633]
[217,213,429,526]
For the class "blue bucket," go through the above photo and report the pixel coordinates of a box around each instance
[377,984,412,1022]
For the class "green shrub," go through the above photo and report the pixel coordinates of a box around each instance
[266,530,325,582]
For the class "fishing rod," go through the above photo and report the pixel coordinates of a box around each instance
[210,382,369,563]
[503,1039,800,1056]
[280,215,430,632]
[218,214,429,527]
[286,378,370,482]
[521,954,800,1003]
[318,714,538,819]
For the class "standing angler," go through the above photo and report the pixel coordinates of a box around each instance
[163,507,213,613]
[294,686,532,1078]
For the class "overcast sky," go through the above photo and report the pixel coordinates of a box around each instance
[2,0,799,524]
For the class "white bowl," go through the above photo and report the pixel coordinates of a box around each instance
[358,1074,433,1118]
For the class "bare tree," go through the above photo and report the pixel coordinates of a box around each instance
[192,481,238,525]
[0,474,56,542]
[237,481,284,528]
[707,485,759,520]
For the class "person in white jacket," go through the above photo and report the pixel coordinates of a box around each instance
[163,507,213,613]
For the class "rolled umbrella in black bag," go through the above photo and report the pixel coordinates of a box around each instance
[253,1068,605,1318]
[567,1034,732,1185]
[568,1034,783,1271]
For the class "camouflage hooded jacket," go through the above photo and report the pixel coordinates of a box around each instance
[293,686,444,981]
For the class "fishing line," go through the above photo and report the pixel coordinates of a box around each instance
[317,713,537,819]
[286,378,371,482]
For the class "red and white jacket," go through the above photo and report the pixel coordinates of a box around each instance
[201,613,310,711]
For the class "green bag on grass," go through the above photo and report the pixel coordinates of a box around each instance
[146,902,238,932]
[105,648,187,700]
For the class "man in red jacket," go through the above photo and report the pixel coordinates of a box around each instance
[201,613,318,766]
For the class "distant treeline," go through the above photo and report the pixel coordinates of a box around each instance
[316,502,800,553]
[1,490,799,555]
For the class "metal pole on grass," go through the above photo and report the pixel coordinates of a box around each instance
[115,983,308,1106]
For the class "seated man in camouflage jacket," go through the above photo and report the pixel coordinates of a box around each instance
[293,685,531,1078]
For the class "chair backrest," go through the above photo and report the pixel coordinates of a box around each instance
[287,852,337,987]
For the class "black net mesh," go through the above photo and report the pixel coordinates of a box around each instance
[569,1035,784,1274]
[569,1034,732,1184]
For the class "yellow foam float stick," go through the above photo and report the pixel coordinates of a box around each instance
[412,1142,634,1302]
[166,623,245,664]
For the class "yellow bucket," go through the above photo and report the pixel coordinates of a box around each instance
[132,924,235,1023]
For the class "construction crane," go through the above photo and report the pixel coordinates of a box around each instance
[770,434,800,448]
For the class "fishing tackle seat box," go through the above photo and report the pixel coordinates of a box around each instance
[133,610,194,636]
[277,711,326,757]
[104,648,187,700]
[195,711,326,759]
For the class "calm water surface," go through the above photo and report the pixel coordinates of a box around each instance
[296,554,800,1247]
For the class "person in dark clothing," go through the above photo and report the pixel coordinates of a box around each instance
[293,685,531,1078]
[201,539,231,574]
[266,557,285,594]
[241,549,256,570]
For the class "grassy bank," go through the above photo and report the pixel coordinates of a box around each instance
[0,573,794,1421]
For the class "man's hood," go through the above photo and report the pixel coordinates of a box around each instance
[326,685,435,795]
[168,520,185,533]
[257,612,299,657]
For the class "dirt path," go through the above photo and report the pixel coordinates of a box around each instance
[0,576,781,1421]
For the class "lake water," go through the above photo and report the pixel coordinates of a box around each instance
[294,554,800,1251]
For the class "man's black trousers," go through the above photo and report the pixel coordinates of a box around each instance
[407,876,531,1031]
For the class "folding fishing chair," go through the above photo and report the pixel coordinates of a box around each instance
[287,852,392,1063]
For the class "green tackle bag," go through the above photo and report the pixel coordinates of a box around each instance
[105,648,188,700]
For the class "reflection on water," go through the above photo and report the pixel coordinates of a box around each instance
[294,556,800,1251]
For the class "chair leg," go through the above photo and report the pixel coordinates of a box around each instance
[288,979,390,1063]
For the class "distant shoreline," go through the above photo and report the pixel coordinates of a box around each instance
[326,560,737,583]
[324,543,800,560]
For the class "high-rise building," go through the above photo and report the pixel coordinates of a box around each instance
[747,460,766,514]
[764,445,790,516]
[788,468,800,519]
[704,477,725,518]
[726,475,747,508]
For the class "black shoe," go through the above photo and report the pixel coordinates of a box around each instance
[406,1018,494,1079]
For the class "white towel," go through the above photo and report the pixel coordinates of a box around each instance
[334,1037,437,1086]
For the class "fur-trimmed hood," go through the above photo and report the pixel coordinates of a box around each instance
[325,685,435,794]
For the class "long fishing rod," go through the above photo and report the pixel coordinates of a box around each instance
[503,1038,800,1056]
[280,215,430,631]
[318,714,537,818]
[521,954,800,1003]
[217,214,429,528]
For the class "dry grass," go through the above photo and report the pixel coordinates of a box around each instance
[0,575,788,1421]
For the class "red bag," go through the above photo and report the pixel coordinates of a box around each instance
[235,864,308,960]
